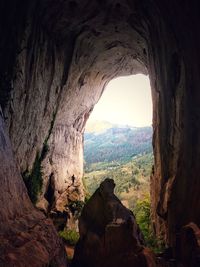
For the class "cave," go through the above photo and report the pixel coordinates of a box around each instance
[0,1,200,266]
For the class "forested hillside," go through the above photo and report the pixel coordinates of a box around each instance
[84,125,152,165]
[83,121,157,248]
[84,122,153,207]
[83,153,153,209]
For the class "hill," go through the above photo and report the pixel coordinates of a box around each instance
[84,125,152,165]
[83,122,153,205]
[83,122,155,246]
[83,153,153,210]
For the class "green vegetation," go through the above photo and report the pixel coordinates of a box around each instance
[84,153,153,210]
[134,195,165,252]
[59,229,80,246]
[84,126,152,164]
[84,123,153,206]
[22,152,44,204]
[22,110,57,204]
[83,122,164,249]
[134,195,154,247]
[134,195,151,239]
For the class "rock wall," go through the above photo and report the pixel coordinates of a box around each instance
[147,1,200,250]
[1,0,200,264]
[2,0,147,216]
[0,108,67,266]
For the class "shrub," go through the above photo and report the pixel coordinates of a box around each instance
[59,229,79,246]
[22,111,56,204]
[133,194,164,252]
[22,152,43,204]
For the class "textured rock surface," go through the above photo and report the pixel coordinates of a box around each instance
[73,178,156,267]
[0,110,67,266]
[0,0,200,265]
[1,0,147,217]
[177,223,200,267]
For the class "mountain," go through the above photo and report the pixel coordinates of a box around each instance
[84,124,153,165]
[83,121,154,237]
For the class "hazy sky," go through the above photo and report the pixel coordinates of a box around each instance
[88,74,152,127]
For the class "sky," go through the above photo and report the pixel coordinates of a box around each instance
[88,74,152,127]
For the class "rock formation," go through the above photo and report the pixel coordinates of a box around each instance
[1,0,146,218]
[0,0,200,265]
[177,223,200,267]
[73,178,156,267]
[0,110,67,266]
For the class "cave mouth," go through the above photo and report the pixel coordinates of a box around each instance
[0,0,199,266]
[83,74,154,244]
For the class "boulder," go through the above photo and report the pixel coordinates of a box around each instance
[177,222,200,267]
[72,178,156,267]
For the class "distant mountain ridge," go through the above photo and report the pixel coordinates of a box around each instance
[84,121,152,164]
[85,120,115,133]
[85,120,139,134]
[84,120,153,222]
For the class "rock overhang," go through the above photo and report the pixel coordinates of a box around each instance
[0,1,200,265]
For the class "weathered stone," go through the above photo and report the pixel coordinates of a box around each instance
[72,179,156,267]
[0,0,200,265]
[177,222,200,267]
[0,110,67,266]
[1,0,146,218]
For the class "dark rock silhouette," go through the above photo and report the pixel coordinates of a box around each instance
[177,223,200,267]
[72,178,156,267]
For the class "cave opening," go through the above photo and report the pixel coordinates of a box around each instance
[83,74,154,246]
[1,1,200,266]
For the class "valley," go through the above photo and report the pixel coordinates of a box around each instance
[84,121,153,208]
[83,121,156,247]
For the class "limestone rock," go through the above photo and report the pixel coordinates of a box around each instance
[1,0,146,217]
[73,178,156,267]
[1,0,200,264]
[0,111,67,266]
